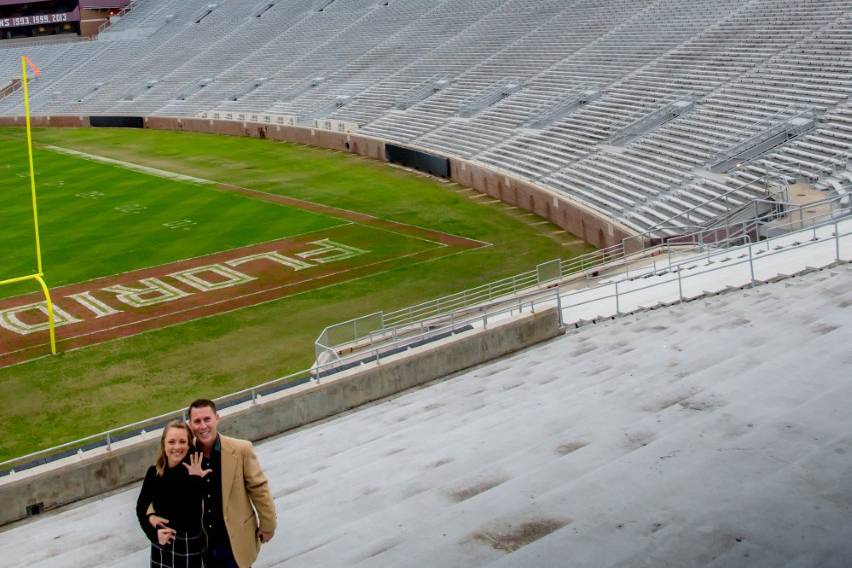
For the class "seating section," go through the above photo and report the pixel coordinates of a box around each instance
[2,0,851,235]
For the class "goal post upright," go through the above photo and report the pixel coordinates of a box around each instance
[0,57,57,355]
[22,55,45,275]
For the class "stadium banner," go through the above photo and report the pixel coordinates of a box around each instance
[0,6,81,29]
[386,144,451,178]
[90,115,144,128]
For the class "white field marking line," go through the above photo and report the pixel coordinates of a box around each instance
[468,193,489,200]
[482,199,502,205]
[45,145,216,185]
[217,183,493,248]
[455,187,476,193]
[531,220,551,226]
[28,222,354,291]
[561,239,585,246]
[503,205,518,210]
[551,230,567,235]
[42,144,492,249]
[0,244,454,357]
[347,220,448,247]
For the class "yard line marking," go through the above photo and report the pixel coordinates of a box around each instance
[45,145,216,185]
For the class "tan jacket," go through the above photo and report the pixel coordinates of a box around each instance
[219,435,277,568]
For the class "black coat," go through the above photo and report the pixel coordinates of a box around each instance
[136,462,205,544]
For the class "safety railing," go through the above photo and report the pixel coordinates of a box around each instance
[318,188,850,362]
[314,240,632,364]
[639,168,781,236]
[95,0,139,37]
[556,217,850,326]
[641,148,848,239]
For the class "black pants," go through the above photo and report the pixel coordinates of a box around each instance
[205,539,240,568]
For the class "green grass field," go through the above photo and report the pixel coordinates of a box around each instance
[0,127,593,461]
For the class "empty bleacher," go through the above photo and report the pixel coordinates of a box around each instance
[1,0,851,235]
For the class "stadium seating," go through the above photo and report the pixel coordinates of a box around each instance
[1,0,851,233]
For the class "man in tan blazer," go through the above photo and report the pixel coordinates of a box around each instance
[187,399,277,568]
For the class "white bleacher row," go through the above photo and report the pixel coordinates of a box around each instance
[1,0,851,235]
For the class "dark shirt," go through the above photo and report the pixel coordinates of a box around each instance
[201,436,229,545]
[135,461,204,544]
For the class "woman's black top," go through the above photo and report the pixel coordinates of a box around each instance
[136,461,205,544]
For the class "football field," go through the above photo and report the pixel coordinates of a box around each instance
[0,127,593,461]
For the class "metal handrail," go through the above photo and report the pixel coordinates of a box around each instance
[559,219,850,321]
[707,152,851,230]
[313,240,630,361]
[637,153,848,241]
[703,104,808,161]
[639,170,778,237]
[95,0,139,37]
[318,190,849,360]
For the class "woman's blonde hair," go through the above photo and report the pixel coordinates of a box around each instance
[154,420,193,477]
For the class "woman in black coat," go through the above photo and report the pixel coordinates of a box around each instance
[136,420,211,568]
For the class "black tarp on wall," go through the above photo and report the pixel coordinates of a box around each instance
[385,144,450,178]
[89,116,144,128]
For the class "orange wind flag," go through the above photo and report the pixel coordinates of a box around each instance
[23,56,42,77]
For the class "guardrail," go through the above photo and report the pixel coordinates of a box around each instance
[557,216,850,326]
[314,240,630,364]
[95,0,139,37]
[317,189,850,363]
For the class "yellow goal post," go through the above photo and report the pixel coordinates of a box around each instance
[0,57,56,355]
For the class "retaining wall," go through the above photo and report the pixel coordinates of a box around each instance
[0,308,563,527]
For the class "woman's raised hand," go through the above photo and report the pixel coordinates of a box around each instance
[183,451,212,477]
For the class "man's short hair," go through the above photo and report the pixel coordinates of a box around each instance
[188,398,217,417]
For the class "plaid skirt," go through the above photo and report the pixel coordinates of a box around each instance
[150,529,205,568]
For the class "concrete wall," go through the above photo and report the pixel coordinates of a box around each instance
[143,116,387,161]
[450,158,637,249]
[0,308,563,527]
[0,115,89,127]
